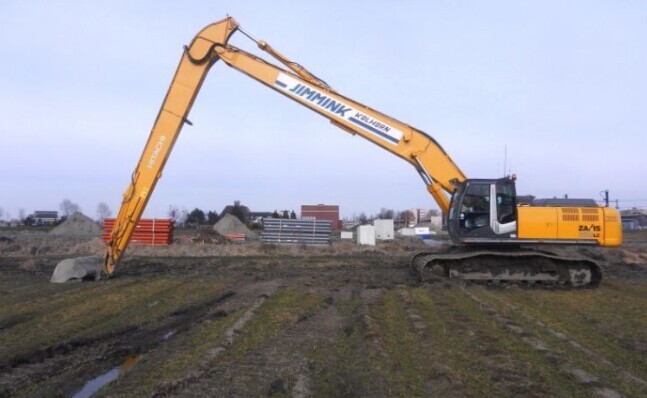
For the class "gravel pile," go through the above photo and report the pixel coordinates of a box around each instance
[213,214,255,237]
[49,212,102,238]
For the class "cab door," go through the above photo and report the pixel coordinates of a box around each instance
[447,178,518,242]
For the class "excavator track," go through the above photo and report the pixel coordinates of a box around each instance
[411,249,602,288]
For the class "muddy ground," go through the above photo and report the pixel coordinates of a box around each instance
[0,230,646,397]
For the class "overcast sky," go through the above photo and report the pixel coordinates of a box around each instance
[1,1,646,220]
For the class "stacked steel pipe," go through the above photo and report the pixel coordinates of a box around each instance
[261,218,331,245]
[102,218,174,246]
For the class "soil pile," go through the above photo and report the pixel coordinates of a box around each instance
[50,212,102,238]
[213,214,255,237]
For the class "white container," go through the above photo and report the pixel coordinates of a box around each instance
[340,231,354,240]
[356,225,376,246]
[430,216,443,229]
[415,227,430,235]
[397,228,416,236]
[373,219,394,240]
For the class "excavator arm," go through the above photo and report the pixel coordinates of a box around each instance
[103,16,466,275]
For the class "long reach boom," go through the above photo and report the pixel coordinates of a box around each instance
[104,17,466,274]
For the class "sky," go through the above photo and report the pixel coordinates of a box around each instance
[1,1,646,220]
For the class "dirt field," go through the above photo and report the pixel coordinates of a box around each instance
[0,230,646,397]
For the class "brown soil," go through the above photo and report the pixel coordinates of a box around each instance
[0,229,645,397]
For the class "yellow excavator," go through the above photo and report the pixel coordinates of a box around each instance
[54,17,621,286]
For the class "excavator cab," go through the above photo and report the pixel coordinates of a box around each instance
[447,177,518,244]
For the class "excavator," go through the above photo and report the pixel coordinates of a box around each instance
[53,16,621,287]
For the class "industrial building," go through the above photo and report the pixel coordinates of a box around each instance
[301,204,340,229]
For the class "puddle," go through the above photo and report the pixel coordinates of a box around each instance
[422,239,443,247]
[71,356,138,398]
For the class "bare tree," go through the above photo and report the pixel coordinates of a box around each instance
[178,208,189,226]
[167,205,188,226]
[168,205,180,221]
[0,206,4,220]
[18,208,26,222]
[358,212,368,225]
[59,199,81,217]
[378,208,394,219]
[96,202,112,223]
[397,210,416,226]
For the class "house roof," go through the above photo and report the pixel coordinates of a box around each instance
[33,211,59,218]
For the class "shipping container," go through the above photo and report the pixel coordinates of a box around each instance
[373,219,394,240]
[357,225,376,246]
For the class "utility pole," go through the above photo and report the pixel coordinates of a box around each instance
[604,190,609,207]
[600,189,610,207]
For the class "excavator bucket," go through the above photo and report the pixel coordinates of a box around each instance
[51,256,104,283]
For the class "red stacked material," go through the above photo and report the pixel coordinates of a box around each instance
[223,233,246,243]
[102,218,174,246]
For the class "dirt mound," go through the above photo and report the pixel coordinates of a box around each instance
[621,249,647,266]
[213,214,255,237]
[49,212,102,238]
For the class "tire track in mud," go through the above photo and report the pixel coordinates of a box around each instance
[463,289,629,398]
[149,294,271,398]
[158,287,339,398]
[0,289,236,398]
[1,256,411,397]
[481,289,647,389]
[394,288,462,396]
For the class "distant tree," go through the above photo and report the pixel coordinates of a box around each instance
[168,205,180,221]
[272,210,280,219]
[378,208,394,219]
[207,211,218,225]
[358,212,368,225]
[516,195,535,206]
[18,208,26,223]
[290,210,297,219]
[96,202,112,223]
[398,210,416,226]
[59,199,81,217]
[231,201,247,224]
[178,208,189,226]
[187,208,206,226]
[24,215,34,226]
[427,209,439,217]
[0,206,4,220]
[282,210,290,219]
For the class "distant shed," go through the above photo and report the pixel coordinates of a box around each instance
[32,211,59,225]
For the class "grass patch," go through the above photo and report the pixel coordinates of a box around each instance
[475,284,647,397]
[108,287,323,397]
[227,287,323,359]
[493,281,647,377]
[309,292,384,397]
[410,286,588,397]
[370,289,433,397]
[95,308,243,398]
[0,275,228,364]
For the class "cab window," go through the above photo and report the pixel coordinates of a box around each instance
[496,183,516,223]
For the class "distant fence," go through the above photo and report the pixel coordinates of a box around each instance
[261,218,331,245]
[103,218,174,246]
